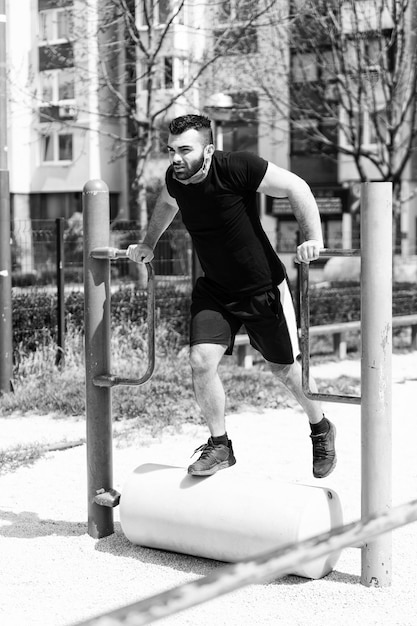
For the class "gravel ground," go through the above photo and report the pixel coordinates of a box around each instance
[1,352,417,626]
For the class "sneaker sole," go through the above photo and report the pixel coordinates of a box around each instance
[188,458,236,476]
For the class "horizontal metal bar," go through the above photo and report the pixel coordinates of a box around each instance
[73,497,417,626]
[317,248,360,258]
[90,246,130,260]
[91,250,155,388]
[300,248,361,405]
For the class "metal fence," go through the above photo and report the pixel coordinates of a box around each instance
[12,218,195,291]
[9,217,414,357]
[11,218,198,356]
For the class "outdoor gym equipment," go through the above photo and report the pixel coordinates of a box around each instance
[82,179,343,580]
[83,179,392,589]
[299,182,392,586]
[83,180,155,535]
[120,463,342,579]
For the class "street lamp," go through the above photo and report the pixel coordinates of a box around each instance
[205,92,234,150]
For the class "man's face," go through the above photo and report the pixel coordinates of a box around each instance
[167,129,207,180]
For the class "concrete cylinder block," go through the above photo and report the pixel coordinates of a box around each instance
[120,463,343,579]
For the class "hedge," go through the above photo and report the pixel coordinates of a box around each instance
[309,283,417,325]
[12,284,192,349]
[11,282,417,350]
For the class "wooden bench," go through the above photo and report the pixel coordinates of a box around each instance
[234,314,417,367]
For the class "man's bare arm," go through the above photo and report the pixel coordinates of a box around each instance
[257,162,324,263]
[127,185,179,263]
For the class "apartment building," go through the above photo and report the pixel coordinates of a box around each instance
[6,0,417,276]
[135,0,417,262]
[8,0,128,223]
[268,0,417,257]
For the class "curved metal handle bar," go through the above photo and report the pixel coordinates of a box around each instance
[90,248,155,388]
[300,248,361,405]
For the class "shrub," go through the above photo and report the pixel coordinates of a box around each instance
[13,292,57,347]
[309,283,417,326]
[11,281,417,353]
[12,272,38,287]
[12,283,192,355]
[309,285,361,325]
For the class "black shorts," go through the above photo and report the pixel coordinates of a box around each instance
[190,278,300,364]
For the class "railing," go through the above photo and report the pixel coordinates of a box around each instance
[83,180,153,538]
[74,497,417,626]
[300,248,362,404]
[89,247,155,388]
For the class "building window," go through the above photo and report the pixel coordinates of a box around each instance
[40,68,75,103]
[341,108,387,149]
[138,56,177,90]
[221,122,258,153]
[151,126,170,154]
[176,58,189,89]
[214,25,257,55]
[138,0,176,27]
[214,0,258,56]
[368,110,387,145]
[158,0,171,24]
[218,0,253,23]
[39,8,73,43]
[163,57,173,89]
[291,119,321,154]
[41,132,73,163]
[292,52,318,84]
[153,57,173,89]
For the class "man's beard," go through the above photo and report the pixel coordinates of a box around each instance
[173,152,213,185]
[174,155,204,180]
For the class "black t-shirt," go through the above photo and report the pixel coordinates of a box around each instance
[166,150,286,297]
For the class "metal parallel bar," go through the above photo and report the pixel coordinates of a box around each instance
[90,247,131,260]
[83,180,114,539]
[317,249,361,258]
[74,497,417,626]
[300,248,361,405]
[90,248,155,388]
[360,182,393,587]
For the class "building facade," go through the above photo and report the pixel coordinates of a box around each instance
[6,0,417,279]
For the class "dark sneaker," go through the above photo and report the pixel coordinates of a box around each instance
[188,438,236,476]
[310,421,337,478]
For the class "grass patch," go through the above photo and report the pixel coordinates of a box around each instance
[2,321,361,427]
[0,442,46,475]
[0,320,364,473]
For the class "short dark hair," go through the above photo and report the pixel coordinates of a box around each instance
[168,114,213,144]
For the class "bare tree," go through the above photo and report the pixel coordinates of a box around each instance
[249,0,417,250]
[73,0,278,228]
[12,0,280,232]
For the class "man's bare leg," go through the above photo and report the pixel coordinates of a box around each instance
[268,358,337,478]
[189,342,228,436]
[267,358,324,423]
[188,342,236,475]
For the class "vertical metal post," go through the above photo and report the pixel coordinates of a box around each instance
[360,182,392,586]
[83,180,114,538]
[55,217,65,367]
[0,0,13,393]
